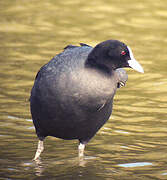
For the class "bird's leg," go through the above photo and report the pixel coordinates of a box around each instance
[33,140,44,161]
[78,143,85,158]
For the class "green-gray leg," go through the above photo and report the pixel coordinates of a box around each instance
[78,143,85,158]
[33,140,44,160]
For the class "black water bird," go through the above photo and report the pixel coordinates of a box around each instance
[30,40,144,160]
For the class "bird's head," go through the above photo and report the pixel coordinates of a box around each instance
[86,40,144,73]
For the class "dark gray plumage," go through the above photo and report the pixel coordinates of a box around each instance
[30,40,143,160]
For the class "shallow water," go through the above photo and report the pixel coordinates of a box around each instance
[0,0,167,179]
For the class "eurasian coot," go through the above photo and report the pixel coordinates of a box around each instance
[30,40,144,160]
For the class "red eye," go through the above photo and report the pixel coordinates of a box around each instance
[121,51,126,55]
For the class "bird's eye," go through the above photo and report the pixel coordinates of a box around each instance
[121,51,126,55]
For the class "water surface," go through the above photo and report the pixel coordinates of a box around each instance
[0,0,167,179]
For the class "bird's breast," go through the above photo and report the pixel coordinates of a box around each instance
[55,68,117,110]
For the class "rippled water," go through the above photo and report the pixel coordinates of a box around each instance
[0,0,167,179]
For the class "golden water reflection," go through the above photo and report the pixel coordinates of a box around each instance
[0,0,167,179]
